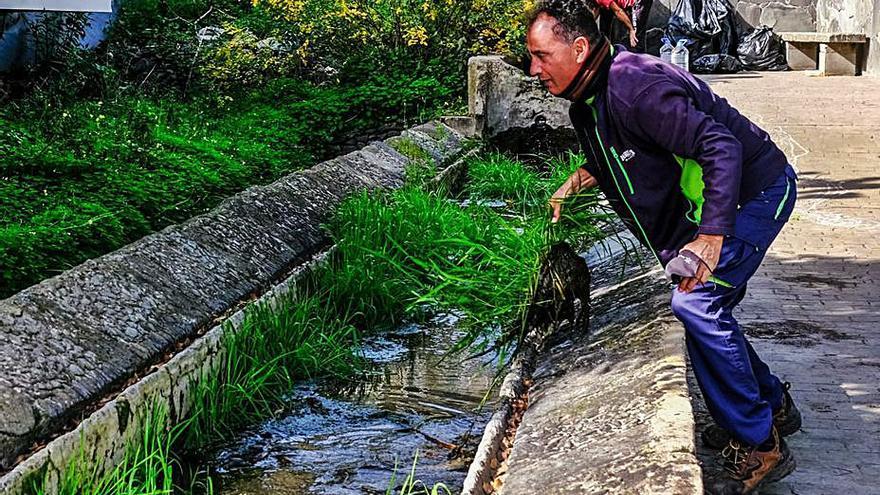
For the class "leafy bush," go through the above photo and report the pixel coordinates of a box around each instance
[255,0,530,81]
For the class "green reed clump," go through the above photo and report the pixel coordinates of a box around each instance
[182,290,361,447]
[323,151,612,352]
[465,152,545,209]
[386,451,453,495]
[31,403,212,495]
[323,186,540,342]
[468,150,617,250]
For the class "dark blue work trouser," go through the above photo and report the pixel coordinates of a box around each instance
[671,164,798,446]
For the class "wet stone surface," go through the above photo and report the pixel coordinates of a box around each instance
[498,230,702,494]
[211,312,501,494]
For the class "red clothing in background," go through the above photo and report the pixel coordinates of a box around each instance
[596,0,635,8]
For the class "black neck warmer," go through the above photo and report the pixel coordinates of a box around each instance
[559,36,612,102]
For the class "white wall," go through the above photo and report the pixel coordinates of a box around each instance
[0,1,111,12]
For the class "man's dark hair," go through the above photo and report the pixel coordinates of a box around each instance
[526,0,602,45]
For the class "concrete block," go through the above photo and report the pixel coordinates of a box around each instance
[787,41,820,69]
[467,55,570,138]
[819,42,861,75]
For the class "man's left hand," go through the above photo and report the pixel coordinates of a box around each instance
[678,234,724,293]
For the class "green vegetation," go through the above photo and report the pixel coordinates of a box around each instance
[181,291,361,447]
[0,73,454,297]
[33,404,212,495]
[466,152,547,208]
[387,451,453,495]
[319,149,609,352]
[0,0,529,297]
[389,137,432,162]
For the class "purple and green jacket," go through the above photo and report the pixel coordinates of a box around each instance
[570,46,788,266]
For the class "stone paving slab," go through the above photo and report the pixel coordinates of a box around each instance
[690,72,880,494]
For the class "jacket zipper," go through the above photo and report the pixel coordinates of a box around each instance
[588,103,660,265]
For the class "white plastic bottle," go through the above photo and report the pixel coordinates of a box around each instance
[671,39,690,72]
[660,37,674,64]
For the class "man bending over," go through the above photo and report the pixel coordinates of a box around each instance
[527,1,802,493]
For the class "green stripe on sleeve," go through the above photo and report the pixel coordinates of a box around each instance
[674,155,706,225]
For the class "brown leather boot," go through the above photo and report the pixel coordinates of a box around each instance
[702,382,802,449]
[705,427,797,495]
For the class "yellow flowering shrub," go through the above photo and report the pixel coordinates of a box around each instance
[201,23,302,89]
[253,0,530,67]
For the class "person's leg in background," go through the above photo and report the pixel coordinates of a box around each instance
[620,6,634,45]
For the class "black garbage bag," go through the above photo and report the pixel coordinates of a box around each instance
[666,0,738,60]
[706,0,739,55]
[666,0,708,59]
[692,54,743,73]
[737,26,789,71]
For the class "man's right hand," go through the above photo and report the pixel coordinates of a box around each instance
[549,167,598,223]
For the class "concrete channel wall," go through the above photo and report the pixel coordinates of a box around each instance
[0,121,471,492]
[462,55,702,494]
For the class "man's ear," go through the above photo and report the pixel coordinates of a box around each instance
[574,36,591,64]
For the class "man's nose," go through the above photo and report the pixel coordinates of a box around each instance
[529,59,541,77]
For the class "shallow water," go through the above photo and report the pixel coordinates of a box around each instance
[211,312,500,494]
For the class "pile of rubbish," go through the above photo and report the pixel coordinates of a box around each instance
[663,0,788,73]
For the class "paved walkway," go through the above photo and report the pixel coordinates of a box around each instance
[691,72,880,494]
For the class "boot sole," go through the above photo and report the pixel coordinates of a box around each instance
[713,449,797,495]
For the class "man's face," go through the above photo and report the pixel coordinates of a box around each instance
[526,13,590,95]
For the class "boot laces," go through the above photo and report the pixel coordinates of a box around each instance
[720,440,755,477]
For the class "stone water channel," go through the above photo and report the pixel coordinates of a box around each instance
[200,183,603,494]
[210,312,500,494]
[205,222,638,495]
[198,190,520,494]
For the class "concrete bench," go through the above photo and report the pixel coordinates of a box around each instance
[777,32,867,76]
